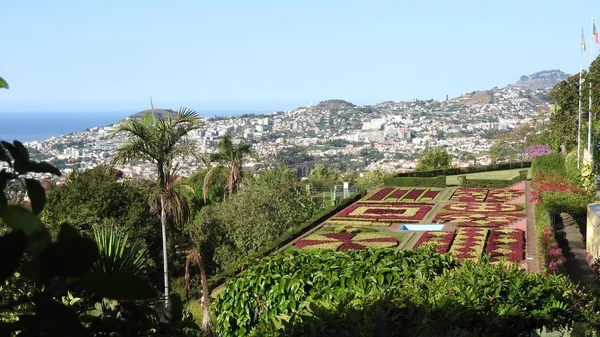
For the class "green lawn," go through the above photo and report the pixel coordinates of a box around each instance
[446,168,532,186]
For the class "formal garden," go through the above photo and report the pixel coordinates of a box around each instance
[289,185,529,265]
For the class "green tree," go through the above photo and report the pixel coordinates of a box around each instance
[202,135,255,201]
[42,165,157,240]
[308,164,341,189]
[354,169,387,191]
[0,76,7,89]
[111,108,201,309]
[416,148,452,171]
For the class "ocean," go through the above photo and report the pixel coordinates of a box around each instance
[0,110,269,143]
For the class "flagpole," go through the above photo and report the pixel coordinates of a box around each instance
[579,28,584,168]
[588,18,594,161]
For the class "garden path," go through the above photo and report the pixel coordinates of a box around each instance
[525,181,540,273]
[558,213,595,286]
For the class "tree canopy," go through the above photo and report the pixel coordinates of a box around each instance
[416,148,452,171]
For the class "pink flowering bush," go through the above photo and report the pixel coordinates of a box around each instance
[526,144,553,160]
[540,226,566,273]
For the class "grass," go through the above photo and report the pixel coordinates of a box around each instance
[446,168,532,186]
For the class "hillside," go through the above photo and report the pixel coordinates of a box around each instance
[128,108,178,120]
[505,69,570,90]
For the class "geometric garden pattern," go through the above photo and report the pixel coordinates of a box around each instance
[294,185,527,264]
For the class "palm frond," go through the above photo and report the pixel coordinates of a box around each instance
[203,166,223,202]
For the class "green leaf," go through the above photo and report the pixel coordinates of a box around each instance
[25,179,46,214]
[0,77,7,89]
[27,161,62,176]
[40,237,98,280]
[170,293,183,323]
[35,297,89,337]
[0,230,27,283]
[0,205,50,256]
[75,272,158,301]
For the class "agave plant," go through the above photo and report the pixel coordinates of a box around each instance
[92,227,151,276]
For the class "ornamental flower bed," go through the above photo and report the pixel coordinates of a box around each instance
[434,212,525,228]
[413,231,455,253]
[366,187,395,201]
[449,228,489,260]
[486,228,525,262]
[443,202,524,213]
[295,232,398,251]
[333,202,433,225]
[365,187,441,202]
[486,189,524,203]
[451,188,488,202]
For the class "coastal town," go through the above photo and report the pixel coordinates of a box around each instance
[17,70,564,182]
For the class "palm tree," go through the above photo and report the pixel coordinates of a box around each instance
[202,135,254,202]
[111,107,201,308]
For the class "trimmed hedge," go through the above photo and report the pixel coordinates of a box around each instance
[383,176,447,187]
[460,170,528,188]
[565,150,581,183]
[207,191,365,288]
[531,153,566,177]
[394,161,531,178]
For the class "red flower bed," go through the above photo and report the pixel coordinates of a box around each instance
[367,188,395,201]
[443,202,524,213]
[295,232,398,251]
[449,228,488,260]
[530,171,581,203]
[486,189,524,203]
[386,189,409,200]
[420,190,440,200]
[486,228,525,262]
[332,202,433,225]
[451,188,488,202]
[434,212,525,228]
[403,188,426,201]
[413,231,455,253]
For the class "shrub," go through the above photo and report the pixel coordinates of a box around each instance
[214,248,458,336]
[216,249,583,336]
[565,150,582,184]
[383,176,446,187]
[531,153,566,177]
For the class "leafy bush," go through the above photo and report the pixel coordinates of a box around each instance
[541,191,595,216]
[394,161,532,178]
[215,248,583,336]
[214,248,458,336]
[565,150,582,183]
[461,173,527,188]
[531,153,566,177]
[383,175,447,187]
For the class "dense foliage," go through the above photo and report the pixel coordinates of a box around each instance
[187,166,320,273]
[42,165,158,241]
[0,140,199,336]
[531,153,566,177]
[215,248,584,336]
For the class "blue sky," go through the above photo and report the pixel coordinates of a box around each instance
[1,0,599,113]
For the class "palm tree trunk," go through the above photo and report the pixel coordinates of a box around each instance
[194,250,212,332]
[161,194,170,308]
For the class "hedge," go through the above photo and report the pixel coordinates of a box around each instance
[531,153,566,177]
[393,161,531,178]
[460,170,529,188]
[207,191,366,289]
[383,176,447,187]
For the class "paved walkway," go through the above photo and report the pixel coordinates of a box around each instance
[558,213,595,286]
[525,181,540,273]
